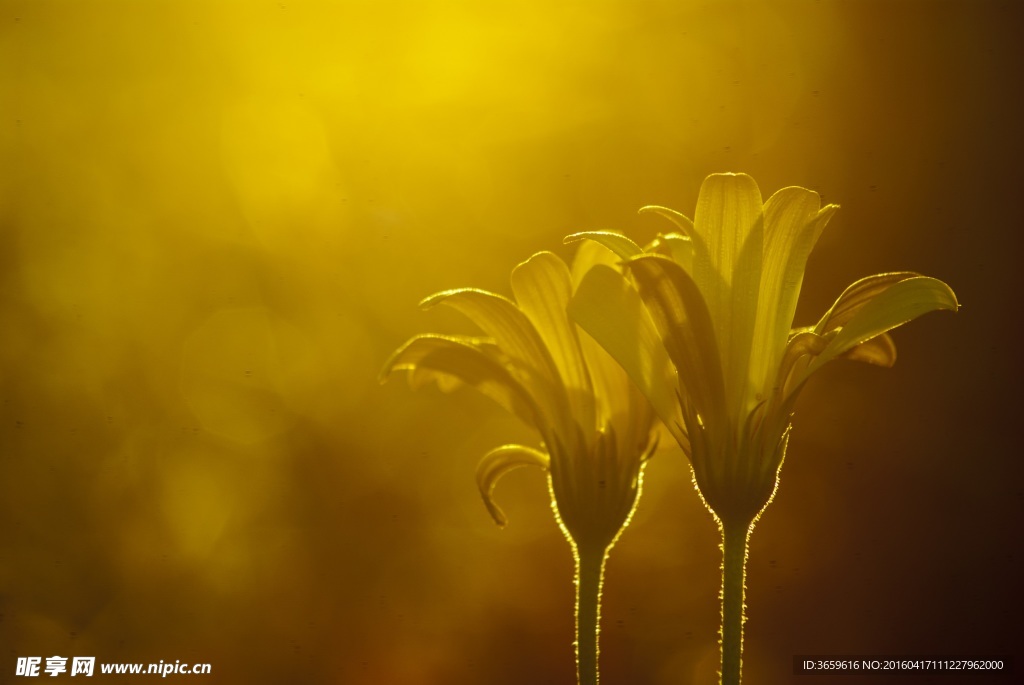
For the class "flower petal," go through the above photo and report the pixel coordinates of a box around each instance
[380,334,541,426]
[420,287,568,431]
[750,186,837,395]
[813,271,920,334]
[841,332,897,367]
[569,238,622,287]
[563,230,644,261]
[650,233,695,273]
[476,444,550,526]
[577,326,631,430]
[623,254,727,430]
[775,329,829,398]
[511,252,595,434]
[569,242,659,447]
[638,205,695,237]
[801,276,958,381]
[568,263,684,446]
[692,173,764,420]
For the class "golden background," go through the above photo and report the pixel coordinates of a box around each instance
[2,0,1021,682]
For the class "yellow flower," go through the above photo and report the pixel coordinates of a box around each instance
[566,172,958,685]
[381,247,660,685]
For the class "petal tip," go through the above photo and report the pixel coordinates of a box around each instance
[476,445,550,529]
[378,345,408,384]
[418,287,487,310]
[418,292,445,309]
[482,501,509,528]
[512,250,558,272]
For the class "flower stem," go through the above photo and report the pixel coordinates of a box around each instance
[575,543,608,685]
[720,519,752,685]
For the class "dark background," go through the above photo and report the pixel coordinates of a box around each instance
[2,1,1021,683]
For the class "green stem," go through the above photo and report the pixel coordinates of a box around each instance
[575,543,608,685]
[720,520,752,685]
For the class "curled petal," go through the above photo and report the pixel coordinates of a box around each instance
[775,330,829,398]
[420,288,556,379]
[638,205,696,237]
[420,287,567,430]
[813,272,920,334]
[563,231,644,261]
[802,275,958,381]
[841,332,897,367]
[380,334,540,426]
[476,445,550,526]
[778,332,897,406]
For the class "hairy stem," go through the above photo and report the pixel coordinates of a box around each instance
[720,520,752,685]
[575,543,609,685]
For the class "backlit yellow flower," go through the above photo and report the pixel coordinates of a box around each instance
[567,172,958,685]
[381,247,661,685]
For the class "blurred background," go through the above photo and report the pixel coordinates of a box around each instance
[2,0,1021,683]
